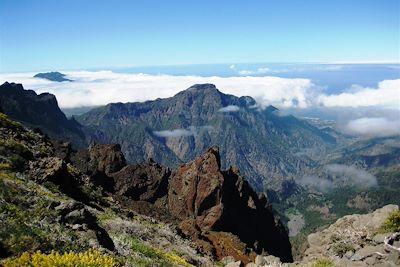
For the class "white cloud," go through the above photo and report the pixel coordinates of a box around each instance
[238,67,270,75]
[153,126,213,138]
[153,129,194,138]
[318,79,400,109]
[344,117,400,137]
[0,72,398,115]
[218,105,240,112]
[325,164,377,188]
[237,65,342,75]
[298,164,377,192]
[0,71,317,109]
[229,65,236,69]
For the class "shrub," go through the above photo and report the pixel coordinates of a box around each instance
[312,258,335,267]
[0,163,12,171]
[380,210,400,233]
[0,113,22,130]
[332,242,355,257]
[1,249,119,267]
[130,238,193,267]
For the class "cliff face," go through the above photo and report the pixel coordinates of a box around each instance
[168,147,293,262]
[0,82,86,147]
[71,144,293,263]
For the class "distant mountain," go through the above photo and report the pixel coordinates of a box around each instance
[0,82,85,147]
[34,71,73,82]
[77,83,337,191]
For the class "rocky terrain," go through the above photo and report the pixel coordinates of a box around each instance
[236,205,400,267]
[0,112,292,266]
[1,81,399,266]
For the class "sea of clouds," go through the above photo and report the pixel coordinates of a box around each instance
[0,71,399,138]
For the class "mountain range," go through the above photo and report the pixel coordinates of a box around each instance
[76,83,337,191]
[0,80,399,265]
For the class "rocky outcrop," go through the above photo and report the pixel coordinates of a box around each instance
[113,158,170,202]
[303,204,400,266]
[71,143,126,191]
[168,147,293,263]
[20,124,292,263]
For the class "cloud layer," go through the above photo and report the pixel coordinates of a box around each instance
[1,71,398,110]
[298,164,377,192]
[344,117,400,137]
[0,71,398,138]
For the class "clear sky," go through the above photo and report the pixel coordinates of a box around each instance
[0,0,399,72]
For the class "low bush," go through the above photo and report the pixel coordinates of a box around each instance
[380,210,400,233]
[2,249,119,267]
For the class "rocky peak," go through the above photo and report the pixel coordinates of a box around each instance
[187,83,217,91]
[167,146,293,262]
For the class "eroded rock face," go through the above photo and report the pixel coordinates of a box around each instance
[71,144,126,191]
[167,147,293,263]
[69,145,293,263]
[168,147,224,230]
[113,158,170,203]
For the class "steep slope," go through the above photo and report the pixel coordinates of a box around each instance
[0,113,213,266]
[77,83,336,191]
[0,82,86,147]
[0,112,293,265]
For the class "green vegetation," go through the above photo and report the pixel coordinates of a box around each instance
[1,249,119,267]
[0,139,33,170]
[332,242,355,257]
[312,258,335,267]
[379,210,400,233]
[0,113,23,130]
[129,238,193,267]
[0,173,85,255]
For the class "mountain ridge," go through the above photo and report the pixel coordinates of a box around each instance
[77,83,337,191]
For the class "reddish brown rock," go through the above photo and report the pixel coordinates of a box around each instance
[168,146,224,230]
[167,147,293,262]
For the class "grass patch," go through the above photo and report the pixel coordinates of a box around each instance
[130,238,193,267]
[379,210,400,233]
[0,113,23,130]
[312,258,335,267]
[332,242,355,257]
[1,249,119,267]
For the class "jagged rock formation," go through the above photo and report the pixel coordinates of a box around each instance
[168,147,293,262]
[0,82,86,147]
[0,112,214,266]
[69,144,293,263]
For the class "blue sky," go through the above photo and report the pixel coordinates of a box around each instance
[0,0,399,72]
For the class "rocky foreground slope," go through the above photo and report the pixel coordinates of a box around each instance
[0,112,292,266]
[240,205,399,267]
